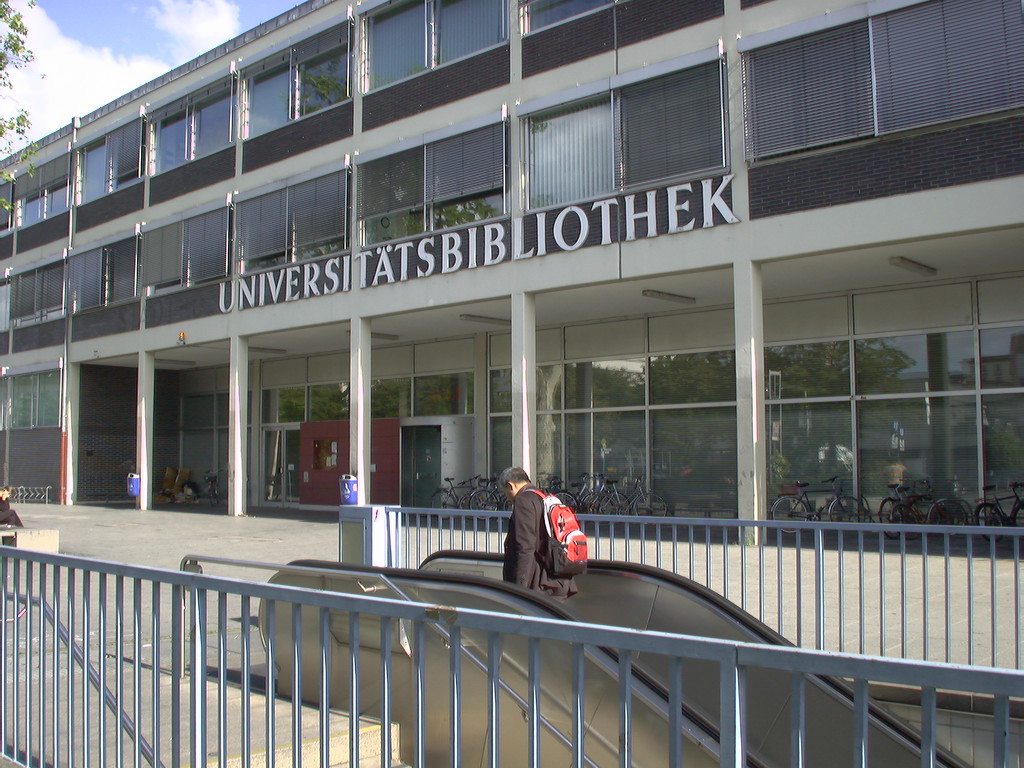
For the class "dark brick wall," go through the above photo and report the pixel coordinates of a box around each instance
[76,184,145,233]
[149,148,236,206]
[12,319,65,352]
[7,428,61,491]
[523,10,614,78]
[243,103,354,173]
[523,0,722,77]
[749,117,1024,218]
[145,283,223,327]
[16,212,69,253]
[76,365,181,501]
[362,46,510,131]
[71,301,141,342]
[0,331,7,355]
[0,233,12,262]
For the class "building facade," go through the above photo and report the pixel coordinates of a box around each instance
[0,0,1021,516]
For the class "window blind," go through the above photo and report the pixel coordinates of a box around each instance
[872,0,1024,134]
[38,262,64,314]
[142,223,183,287]
[236,189,287,265]
[294,24,348,62]
[184,208,229,284]
[18,156,69,199]
[619,62,725,188]
[105,237,138,303]
[359,147,424,218]
[743,22,874,159]
[69,248,103,312]
[290,171,347,256]
[10,271,35,319]
[426,123,505,203]
[108,119,143,183]
[529,98,613,208]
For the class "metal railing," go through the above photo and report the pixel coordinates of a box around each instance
[10,486,52,504]
[1,546,1021,768]
[395,508,1024,670]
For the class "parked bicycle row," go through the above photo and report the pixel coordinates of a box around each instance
[770,476,1024,536]
[428,473,669,516]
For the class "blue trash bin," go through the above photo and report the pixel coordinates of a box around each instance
[340,475,358,505]
[127,473,141,498]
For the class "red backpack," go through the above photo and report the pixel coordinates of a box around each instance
[531,489,588,577]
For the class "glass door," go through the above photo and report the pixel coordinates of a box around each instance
[263,427,300,504]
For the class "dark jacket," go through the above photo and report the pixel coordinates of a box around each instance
[0,498,24,527]
[502,485,577,600]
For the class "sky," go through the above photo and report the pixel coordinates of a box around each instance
[0,0,308,146]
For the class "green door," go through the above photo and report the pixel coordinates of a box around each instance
[402,426,442,507]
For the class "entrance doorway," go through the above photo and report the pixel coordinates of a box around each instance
[263,428,300,504]
[402,425,442,507]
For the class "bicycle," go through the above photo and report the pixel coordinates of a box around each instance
[465,476,511,511]
[204,471,221,505]
[540,476,580,513]
[769,476,861,532]
[884,479,933,539]
[973,481,1024,539]
[623,477,669,516]
[429,477,476,509]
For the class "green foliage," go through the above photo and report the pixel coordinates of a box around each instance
[0,0,35,206]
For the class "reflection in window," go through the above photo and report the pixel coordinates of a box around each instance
[537,364,563,411]
[526,0,608,31]
[567,411,646,485]
[310,383,349,421]
[766,402,853,494]
[369,1,427,88]
[980,326,1024,388]
[414,373,473,415]
[263,387,306,423]
[372,378,412,418]
[982,393,1024,487]
[489,368,511,413]
[855,332,975,395]
[183,395,216,428]
[10,371,60,428]
[248,67,291,137]
[650,351,735,405]
[299,49,349,116]
[536,413,562,481]
[491,415,512,472]
[765,342,850,399]
[652,407,736,517]
[566,360,645,409]
[857,396,977,499]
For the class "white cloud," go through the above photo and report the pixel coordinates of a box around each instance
[149,0,242,64]
[0,1,171,144]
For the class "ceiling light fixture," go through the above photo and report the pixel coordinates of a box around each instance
[641,289,696,305]
[888,256,936,277]
[459,314,512,326]
[346,331,400,341]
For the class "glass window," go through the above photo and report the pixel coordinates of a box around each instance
[372,378,412,418]
[489,368,511,413]
[857,396,977,500]
[766,402,853,495]
[36,371,60,427]
[438,0,504,62]
[652,407,737,517]
[490,415,512,473]
[537,364,562,411]
[650,351,736,405]
[567,410,647,485]
[183,395,215,428]
[529,98,613,208]
[980,326,1024,388]
[299,48,349,116]
[81,143,108,203]
[536,413,562,480]
[263,387,306,423]
[310,383,349,421]
[193,92,233,158]
[414,373,473,415]
[565,359,645,409]
[527,0,607,30]
[369,1,427,89]
[855,332,975,395]
[156,111,188,173]
[10,375,33,428]
[19,193,44,227]
[248,67,291,137]
[765,342,850,399]
[981,393,1024,488]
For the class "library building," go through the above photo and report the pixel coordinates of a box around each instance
[0,0,1021,518]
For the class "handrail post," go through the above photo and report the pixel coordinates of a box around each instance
[815,526,825,651]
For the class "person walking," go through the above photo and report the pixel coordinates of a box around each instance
[499,466,577,602]
[0,487,25,527]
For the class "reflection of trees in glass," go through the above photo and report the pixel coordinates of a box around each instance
[270,388,305,422]
[299,52,348,115]
[414,374,473,416]
[855,339,916,394]
[650,351,735,405]
[982,394,1024,484]
[371,378,411,418]
[768,402,852,492]
[566,361,644,409]
[310,384,349,421]
[652,407,737,515]
[765,342,849,399]
[434,195,501,229]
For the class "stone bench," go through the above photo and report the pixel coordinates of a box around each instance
[0,528,60,553]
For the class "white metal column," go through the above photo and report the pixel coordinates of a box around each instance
[137,351,155,511]
[734,260,767,521]
[350,317,372,504]
[229,335,249,516]
[63,361,80,504]
[511,292,536,477]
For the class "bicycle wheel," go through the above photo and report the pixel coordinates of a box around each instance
[886,503,921,540]
[926,498,969,526]
[466,489,499,510]
[770,495,803,533]
[827,495,867,523]
[599,492,630,516]
[555,490,579,513]
[632,492,668,517]
[429,489,456,509]
[877,497,895,524]
[973,502,1004,542]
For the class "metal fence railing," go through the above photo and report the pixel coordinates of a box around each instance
[1,547,1022,768]
[395,508,1024,670]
